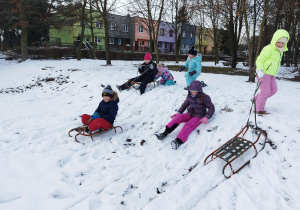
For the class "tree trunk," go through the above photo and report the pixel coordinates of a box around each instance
[89,0,95,59]
[254,0,270,63]
[20,2,28,61]
[21,25,28,61]
[103,13,111,65]
[213,25,219,64]
[77,0,87,61]
[242,0,255,82]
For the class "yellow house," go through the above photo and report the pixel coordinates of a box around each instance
[49,15,105,50]
[196,27,214,55]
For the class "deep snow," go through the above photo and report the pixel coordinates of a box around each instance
[0,57,299,210]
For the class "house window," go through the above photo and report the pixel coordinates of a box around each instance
[204,34,207,40]
[96,20,102,29]
[86,36,90,42]
[95,37,101,43]
[169,30,173,37]
[141,40,144,46]
[160,29,164,36]
[165,43,168,48]
[158,42,162,47]
[109,38,114,44]
[110,22,116,30]
[123,24,128,32]
[148,41,150,47]
[183,31,186,38]
[118,39,121,45]
[139,25,144,33]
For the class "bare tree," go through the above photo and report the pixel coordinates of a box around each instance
[95,0,117,65]
[77,0,88,60]
[8,0,51,61]
[129,0,165,63]
[197,0,222,64]
[164,0,189,63]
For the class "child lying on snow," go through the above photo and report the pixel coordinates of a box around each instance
[75,85,119,133]
[155,63,176,86]
[155,80,215,149]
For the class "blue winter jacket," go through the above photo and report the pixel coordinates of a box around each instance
[184,54,202,77]
[92,91,119,125]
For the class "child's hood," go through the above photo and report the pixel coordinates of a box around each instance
[111,91,119,103]
[188,80,203,93]
[270,29,290,52]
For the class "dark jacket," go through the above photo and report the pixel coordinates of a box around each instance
[138,60,158,80]
[94,91,119,125]
[178,80,215,119]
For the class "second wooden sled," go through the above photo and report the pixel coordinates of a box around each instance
[204,124,267,178]
[68,126,123,144]
[131,81,159,90]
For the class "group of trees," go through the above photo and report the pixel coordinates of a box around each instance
[0,0,299,81]
[188,0,300,81]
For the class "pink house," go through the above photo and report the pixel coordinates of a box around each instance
[130,17,158,51]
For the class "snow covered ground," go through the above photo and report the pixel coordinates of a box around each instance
[0,57,299,210]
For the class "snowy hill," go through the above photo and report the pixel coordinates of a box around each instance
[0,58,299,210]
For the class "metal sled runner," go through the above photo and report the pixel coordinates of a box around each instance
[204,124,267,178]
[68,126,123,144]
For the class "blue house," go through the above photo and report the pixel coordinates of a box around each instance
[180,24,197,54]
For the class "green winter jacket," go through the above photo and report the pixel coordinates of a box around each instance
[256,29,290,76]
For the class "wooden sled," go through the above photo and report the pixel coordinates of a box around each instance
[131,81,159,90]
[68,126,123,144]
[204,124,267,178]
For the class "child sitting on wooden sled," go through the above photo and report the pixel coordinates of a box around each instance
[75,85,119,133]
[155,80,215,149]
[155,63,176,86]
[116,52,158,95]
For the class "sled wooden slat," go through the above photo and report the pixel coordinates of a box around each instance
[204,125,267,179]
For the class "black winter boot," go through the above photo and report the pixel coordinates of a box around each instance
[184,86,189,90]
[155,124,178,140]
[155,130,169,140]
[171,138,183,150]
[116,85,122,92]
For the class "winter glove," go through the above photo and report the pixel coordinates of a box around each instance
[189,70,196,76]
[200,117,208,124]
[170,113,180,119]
[91,112,100,119]
[256,69,264,78]
[179,66,186,72]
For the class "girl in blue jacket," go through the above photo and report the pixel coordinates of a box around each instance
[179,46,202,90]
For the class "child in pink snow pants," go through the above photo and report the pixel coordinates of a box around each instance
[155,80,215,149]
[255,29,290,114]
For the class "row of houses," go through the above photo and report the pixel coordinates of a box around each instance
[49,13,214,54]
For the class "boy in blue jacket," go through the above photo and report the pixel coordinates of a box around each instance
[75,85,119,133]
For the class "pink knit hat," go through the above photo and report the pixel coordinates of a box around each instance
[144,52,152,60]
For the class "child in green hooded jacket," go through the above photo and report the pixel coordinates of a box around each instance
[254,29,290,114]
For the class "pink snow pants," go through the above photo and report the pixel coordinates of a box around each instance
[166,113,202,143]
[255,74,278,112]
